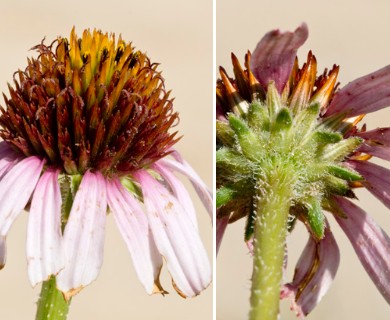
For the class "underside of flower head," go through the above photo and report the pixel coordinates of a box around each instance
[217,23,390,316]
[0,28,179,176]
[217,46,363,242]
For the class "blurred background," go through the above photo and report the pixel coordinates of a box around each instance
[217,0,390,319]
[0,0,212,319]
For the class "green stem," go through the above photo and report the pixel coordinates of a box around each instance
[36,276,69,320]
[249,174,292,320]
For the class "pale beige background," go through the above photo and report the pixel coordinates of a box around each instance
[217,1,390,319]
[0,1,212,319]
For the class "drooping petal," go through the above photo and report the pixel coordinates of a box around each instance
[152,162,198,230]
[107,178,164,295]
[0,156,44,270]
[250,23,309,93]
[281,223,340,317]
[216,215,229,255]
[133,170,211,298]
[334,196,390,304]
[27,168,64,286]
[324,65,390,117]
[347,160,390,209]
[355,128,390,161]
[0,156,44,246]
[159,150,212,218]
[56,171,107,299]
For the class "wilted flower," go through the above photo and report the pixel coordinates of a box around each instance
[0,28,212,301]
[216,23,390,318]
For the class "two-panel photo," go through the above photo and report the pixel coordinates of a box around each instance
[0,0,389,319]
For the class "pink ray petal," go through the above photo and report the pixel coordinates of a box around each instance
[0,156,44,238]
[216,215,229,255]
[334,196,390,304]
[27,168,64,286]
[347,160,390,209]
[281,222,340,317]
[250,23,309,93]
[355,128,390,161]
[324,65,390,117]
[56,171,107,300]
[107,178,164,295]
[133,170,211,298]
[0,156,44,269]
[152,162,198,230]
[159,150,212,219]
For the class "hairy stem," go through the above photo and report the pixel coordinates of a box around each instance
[36,276,69,320]
[249,173,292,320]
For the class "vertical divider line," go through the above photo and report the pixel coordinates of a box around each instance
[212,0,217,319]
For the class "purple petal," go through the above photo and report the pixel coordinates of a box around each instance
[159,150,212,219]
[153,162,198,230]
[107,178,165,295]
[27,168,64,286]
[355,128,390,161]
[133,170,211,298]
[0,142,21,178]
[56,171,107,299]
[334,196,390,304]
[281,222,340,317]
[216,215,229,255]
[347,160,390,209]
[216,102,228,121]
[0,141,17,157]
[325,65,390,117]
[250,23,309,93]
[0,156,44,237]
[356,127,390,143]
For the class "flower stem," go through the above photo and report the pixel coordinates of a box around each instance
[249,173,292,320]
[36,276,69,320]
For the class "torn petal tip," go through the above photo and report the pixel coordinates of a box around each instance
[61,286,84,302]
[172,281,189,299]
[152,281,169,296]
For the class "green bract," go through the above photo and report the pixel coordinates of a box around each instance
[216,82,363,240]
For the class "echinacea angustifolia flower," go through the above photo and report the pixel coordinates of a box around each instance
[217,23,390,319]
[0,28,212,319]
